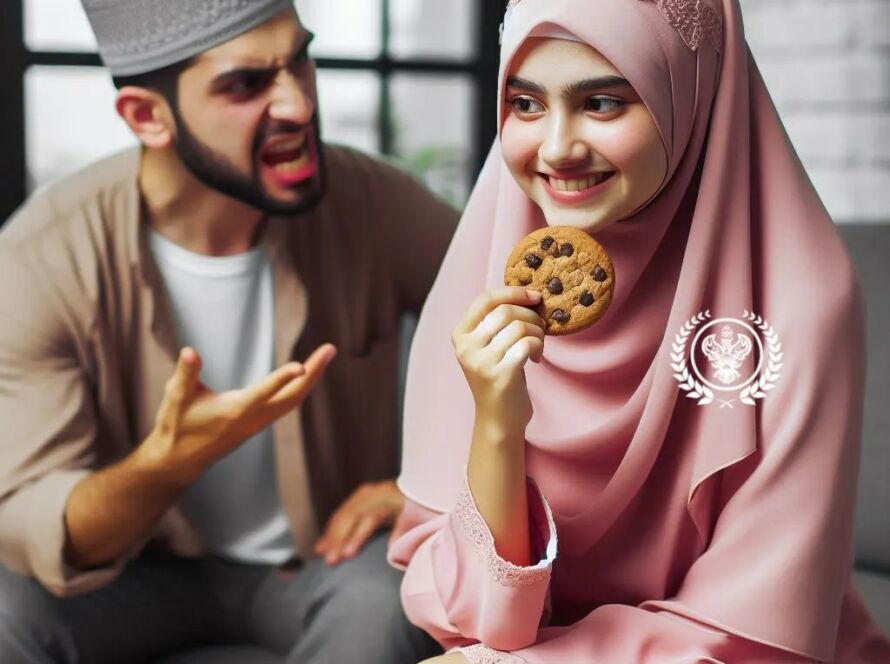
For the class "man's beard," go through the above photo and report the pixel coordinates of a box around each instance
[169,105,326,217]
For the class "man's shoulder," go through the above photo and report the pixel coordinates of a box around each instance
[323,143,423,192]
[0,148,140,251]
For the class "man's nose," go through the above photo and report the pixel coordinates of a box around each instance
[539,114,589,167]
[268,72,315,125]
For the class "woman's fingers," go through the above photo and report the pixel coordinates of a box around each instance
[501,336,545,370]
[471,303,546,347]
[454,287,542,338]
[488,320,545,364]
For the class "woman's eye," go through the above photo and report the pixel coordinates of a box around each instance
[585,97,624,114]
[509,96,545,114]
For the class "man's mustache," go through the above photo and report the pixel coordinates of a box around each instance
[254,116,317,153]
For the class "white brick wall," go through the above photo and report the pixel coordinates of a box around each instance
[741,0,890,222]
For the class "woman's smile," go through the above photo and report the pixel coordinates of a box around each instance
[538,171,616,203]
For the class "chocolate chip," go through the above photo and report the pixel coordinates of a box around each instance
[547,278,563,294]
[525,254,542,269]
[579,291,594,307]
[592,266,608,282]
[559,243,574,257]
[541,237,555,250]
[552,310,570,323]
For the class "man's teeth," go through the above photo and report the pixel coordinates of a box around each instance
[266,137,305,157]
[548,173,611,192]
[273,156,307,173]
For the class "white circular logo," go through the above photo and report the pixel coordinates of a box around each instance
[671,311,783,408]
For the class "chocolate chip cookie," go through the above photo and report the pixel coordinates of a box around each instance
[504,226,615,336]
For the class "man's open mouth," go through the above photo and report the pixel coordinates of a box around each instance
[260,134,318,185]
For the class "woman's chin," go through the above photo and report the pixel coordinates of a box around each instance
[541,206,622,235]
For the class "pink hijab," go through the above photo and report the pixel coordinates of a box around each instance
[399,0,867,659]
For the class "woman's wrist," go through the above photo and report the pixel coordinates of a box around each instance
[473,404,528,445]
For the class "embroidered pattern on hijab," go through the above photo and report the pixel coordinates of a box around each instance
[654,0,723,51]
[505,0,723,52]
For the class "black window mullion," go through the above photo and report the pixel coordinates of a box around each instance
[474,0,503,177]
[1,0,27,224]
[379,0,393,156]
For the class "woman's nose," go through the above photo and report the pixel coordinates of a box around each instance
[539,114,590,168]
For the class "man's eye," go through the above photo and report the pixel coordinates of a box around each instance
[585,97,624,113]
[509,96,544,114]
[227,75,269,96]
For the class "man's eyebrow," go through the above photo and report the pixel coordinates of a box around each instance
[506,76,545,94]
[562,76,631,96]
[209,32,316,92]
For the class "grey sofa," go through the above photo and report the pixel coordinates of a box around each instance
[846,223,890,636]
[159,224,890,662]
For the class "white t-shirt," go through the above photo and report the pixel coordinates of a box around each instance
[149,229,295,564]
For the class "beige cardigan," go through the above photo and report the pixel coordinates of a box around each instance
[0,145,458,596]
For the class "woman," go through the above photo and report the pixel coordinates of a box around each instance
[388,0,890,662]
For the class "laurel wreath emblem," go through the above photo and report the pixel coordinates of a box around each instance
[737,310,783,406]
[671,310,715,406]
[670,310,783,407]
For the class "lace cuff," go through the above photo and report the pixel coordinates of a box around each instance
[453,474,557,588]
[458,644,527,664]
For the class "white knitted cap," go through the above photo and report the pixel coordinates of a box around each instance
[81,0,296,76]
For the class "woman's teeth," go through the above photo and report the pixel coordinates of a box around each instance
[548,173,612,191]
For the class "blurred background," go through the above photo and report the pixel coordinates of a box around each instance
[0,0,888,224]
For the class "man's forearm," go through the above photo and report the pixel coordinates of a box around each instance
[63,444,187,570]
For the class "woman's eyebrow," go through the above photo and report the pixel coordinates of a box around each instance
[506,76,546,94]
[563,76,632,96]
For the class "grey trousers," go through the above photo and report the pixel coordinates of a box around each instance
[0,532,441,664]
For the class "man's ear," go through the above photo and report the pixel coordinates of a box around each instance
[115,86,175,149]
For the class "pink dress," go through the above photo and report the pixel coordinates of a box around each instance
[390,468,890,663]
[391,0,890,662]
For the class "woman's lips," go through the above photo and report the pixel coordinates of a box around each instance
[539,171,615,204]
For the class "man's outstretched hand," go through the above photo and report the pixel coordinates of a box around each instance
[65,343,338,571]
[137,343,337,487]
[313,480,405,565]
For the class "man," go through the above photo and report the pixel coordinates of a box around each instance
[0,1,457,662]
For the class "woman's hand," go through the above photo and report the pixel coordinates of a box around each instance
[452,287,545,434]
